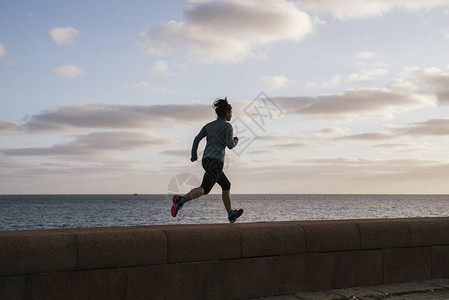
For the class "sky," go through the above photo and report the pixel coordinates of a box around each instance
[1,0,449,194]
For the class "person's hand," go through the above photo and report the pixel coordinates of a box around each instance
[233,136,239,144]
[190,156,197,162]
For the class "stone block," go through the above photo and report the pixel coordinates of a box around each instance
[407,218,449,246]
[383,247,431,283]
[303,253,333,292]
[273,255,305,295]
[357,219,410,249]
[126,263,201,300]
[200,257,274,300]
[332,250,383,289]
[0,230,77,276]
[432,245,449,278]
[163,224,241,263]
[26,269,126,300]
[299,221,360,252]
[73,228,167,269]
[237,222,305,257]
[0,275,25,300]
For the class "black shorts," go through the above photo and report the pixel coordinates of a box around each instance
[200,157,231,194]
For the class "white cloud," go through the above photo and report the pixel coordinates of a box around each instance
[22,103,214,133]
[49,27,79,45]
[401,66,449,104]
[0,43,6,58]
[143,0,313,64]
[53,65,83,77]
[3,131,174,158]
[151,60,170,75]
[306,68,389,88]
[348,68,389,83]
[0,120,21,135]
[355,51,377,60]
[280,78,433,118]
[336,118,449,142]
[125,81,171,93]
[259,75,293,90]
[302,0,449,20]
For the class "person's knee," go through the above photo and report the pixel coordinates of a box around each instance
[221,181,231,191]
[201,185,212,195]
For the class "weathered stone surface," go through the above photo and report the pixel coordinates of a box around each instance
[237,222,305,257]
[357,219,410,249]
[298,221,360,252]
[163,224,241,263]
[0,230,77,276]
[431,245,449,278]
[332,250,383,289]
[26,269,126,300]
[200,257,274,300]
[383,247,432,283]
[0,275,25,300]
[126,263,201,300]
[72,228,167,269]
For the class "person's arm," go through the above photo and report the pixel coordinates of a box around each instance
[191,126,206,161]
[225,123,238,149]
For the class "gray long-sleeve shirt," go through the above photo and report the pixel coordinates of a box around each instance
[191,117,238,162]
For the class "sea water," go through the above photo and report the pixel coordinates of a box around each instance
[1,194,449,231]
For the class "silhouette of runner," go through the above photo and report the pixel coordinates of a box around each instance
[171,98,243,223]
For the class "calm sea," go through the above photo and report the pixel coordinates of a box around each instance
[1,194,449,231]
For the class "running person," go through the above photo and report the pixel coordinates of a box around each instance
[171,98,243,223]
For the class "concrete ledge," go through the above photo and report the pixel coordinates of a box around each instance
[298,220,360,252]
[237,222,305,257]
[1,217,449,299]
[0,230,77,276]
[68,228,167,269]
[407,218,449,246]
[162,224,241,263]
[357,219,410,249]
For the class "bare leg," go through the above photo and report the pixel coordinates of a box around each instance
[184,187,204,202]
[222,190,232,213]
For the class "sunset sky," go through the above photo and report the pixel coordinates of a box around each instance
[1,0,449,194]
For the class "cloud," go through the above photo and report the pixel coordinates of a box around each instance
[278,78,433,118]
[23,103,213,133]
[306,68,389,89]
[259,75,293,90]
[49,27,79,45]
[337,132,395,141]
[2,131,173,157]
[230,157,449,194]
[125,81,171,93]
[395,118,449,136]
[355,51,377,60]
[151,60,170,75]
[403,67,449,104]
[143,0,313,63]
[336,118,449,142]
[53,65,83,77]
[301,0,449,20]
[0,43,6,59]
[0,120,21,135]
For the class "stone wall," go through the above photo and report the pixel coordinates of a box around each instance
[1,217,449,299]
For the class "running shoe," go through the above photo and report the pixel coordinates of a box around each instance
[228,209,243,223]
[171,195,184,217]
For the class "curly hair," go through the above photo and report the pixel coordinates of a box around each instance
[213,97,232,118]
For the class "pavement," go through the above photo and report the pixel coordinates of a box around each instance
[249,279,449,300]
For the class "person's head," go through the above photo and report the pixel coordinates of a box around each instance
[213,97,232,121]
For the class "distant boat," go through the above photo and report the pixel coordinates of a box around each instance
[133,193,138,196]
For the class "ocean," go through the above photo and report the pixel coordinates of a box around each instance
[1,194,449,231]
